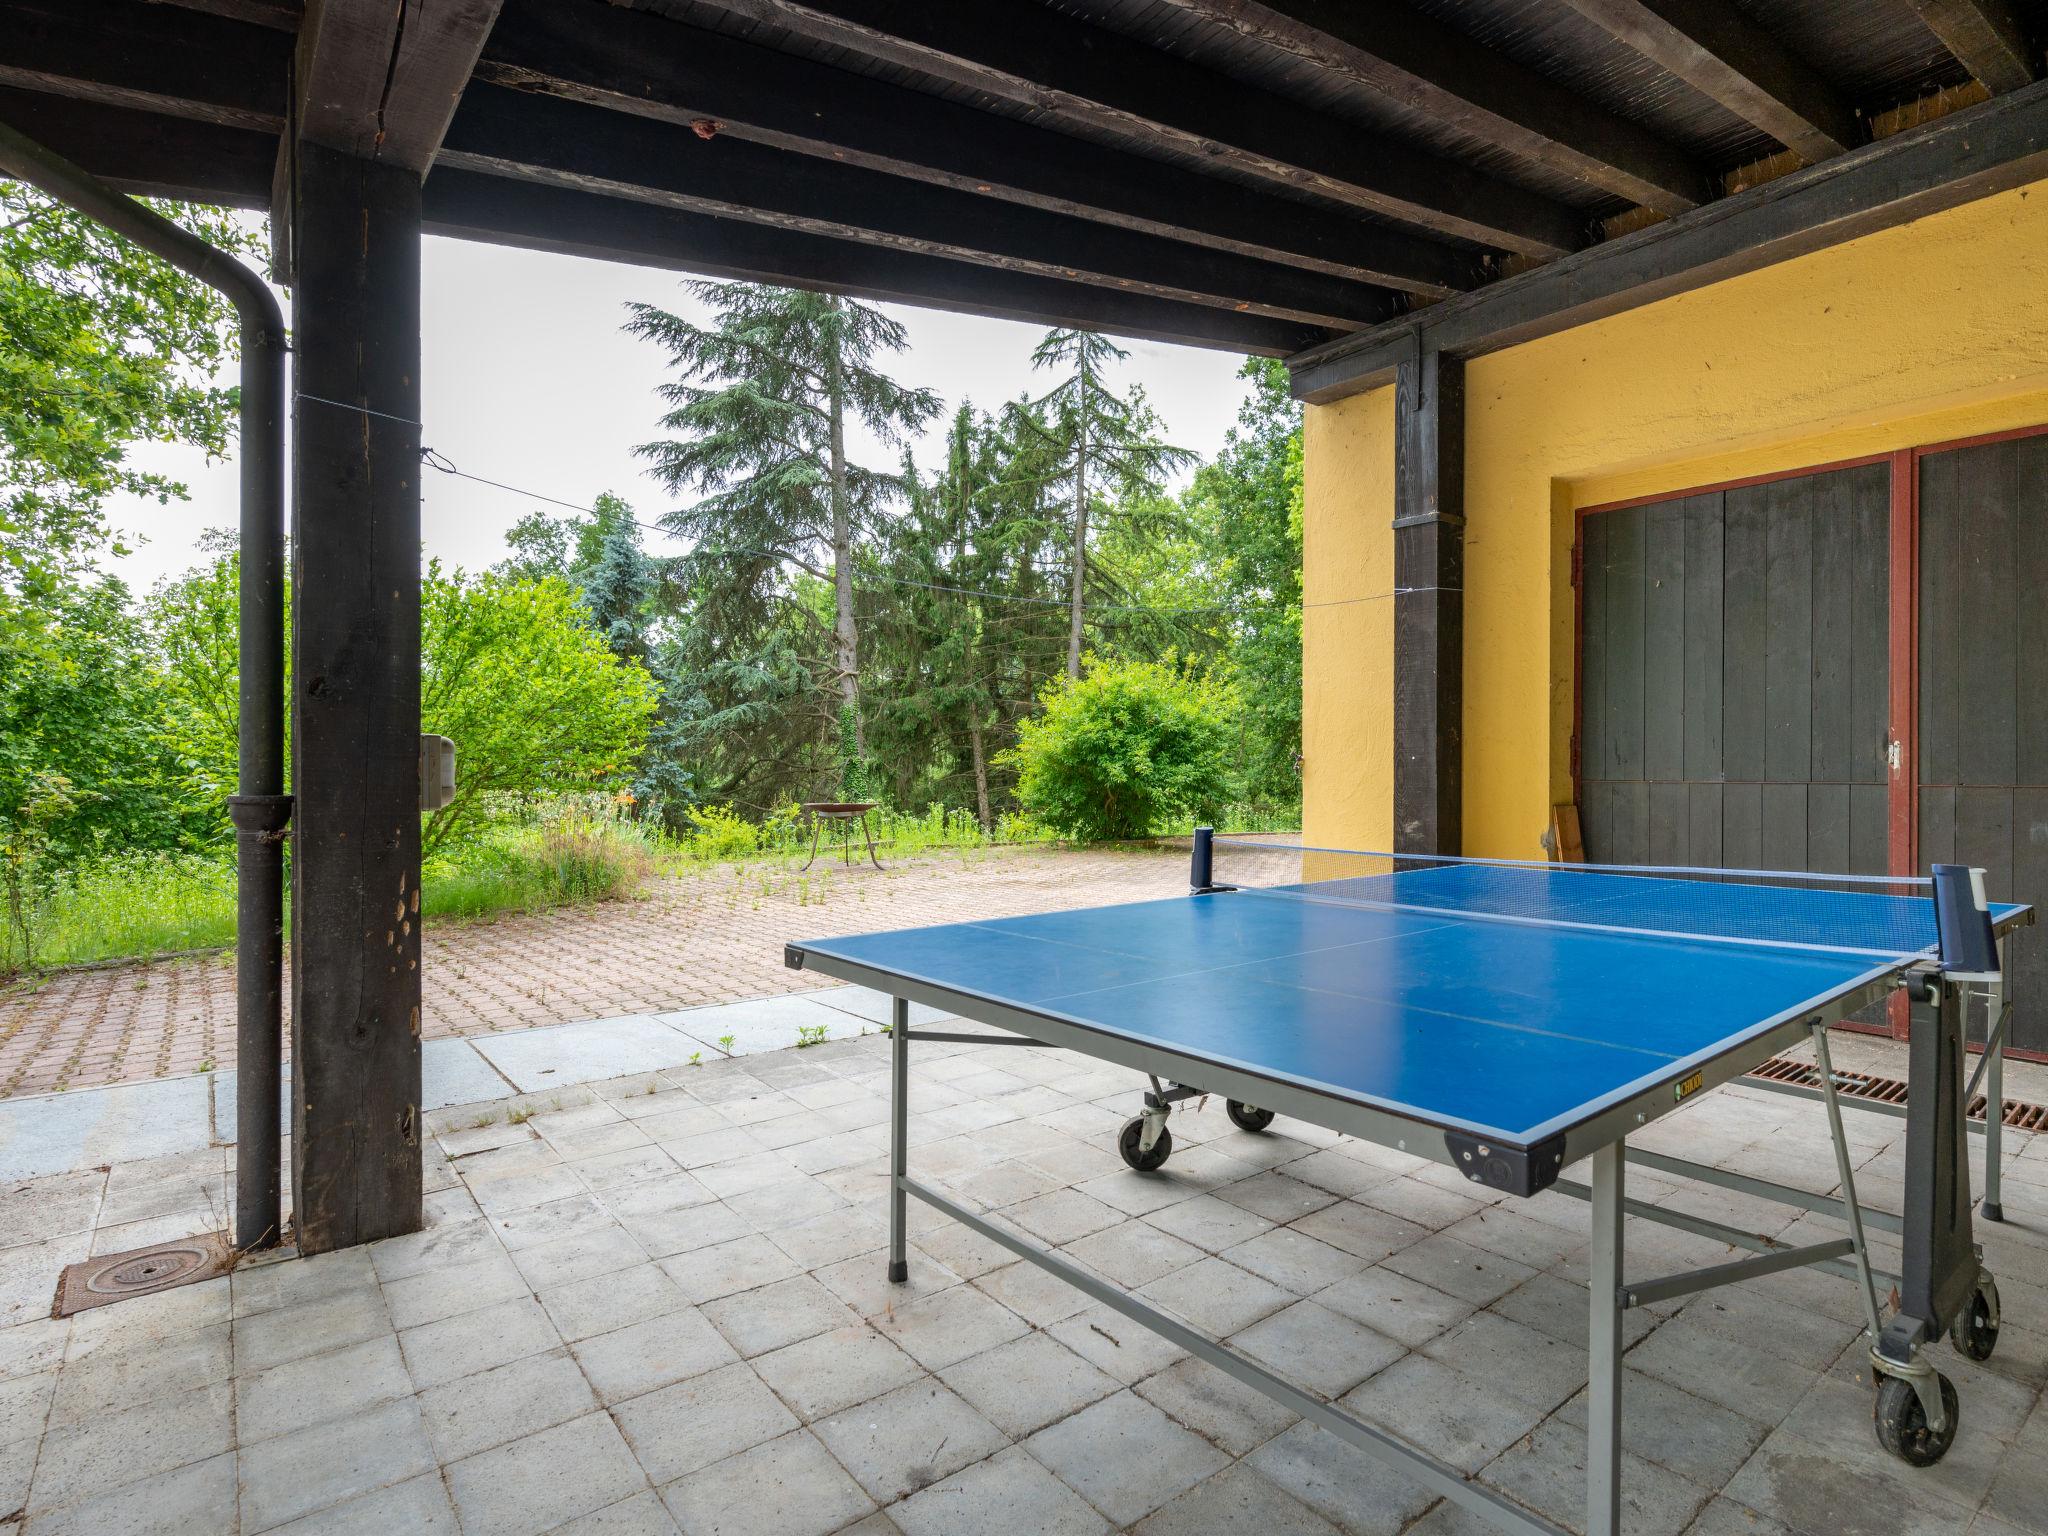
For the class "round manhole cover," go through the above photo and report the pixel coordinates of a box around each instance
[82,1243,216,1296]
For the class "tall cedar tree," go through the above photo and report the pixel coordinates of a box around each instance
[1026,330,1194,677]
[627,285,938,756]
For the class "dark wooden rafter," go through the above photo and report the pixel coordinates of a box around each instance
[478,0,1477,297]
[423,170,1328,356]
[0,84,274,205]
[0,0,287,134]
[671,0,1584,257]
[1154,0,1707,215]
[1909,0,2040,94]
[1288,80,2048,403]
[441,84,1393,331]
[294,0,501,172]
[1392,350,1465,856]
[1557,0,1862,162]
[140,0,301,28]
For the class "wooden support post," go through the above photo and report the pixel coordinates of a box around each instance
[1392,349,1464,855]
[289,139,424,1253]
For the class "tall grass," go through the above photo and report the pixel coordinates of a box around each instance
[20,852,239,972]
[424,812,661,919]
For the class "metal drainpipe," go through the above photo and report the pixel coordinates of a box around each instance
[0,122,290,1252]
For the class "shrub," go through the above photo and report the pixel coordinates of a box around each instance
[680,803,760,862]
[1003,657,1237,842]
[424,808,659,919]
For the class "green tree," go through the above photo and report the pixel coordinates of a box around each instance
[1004,656,1237,841]
[147,549,657,855]
[0,184,264,621]
[420,564,658,853]
[1026,330,1194,678]
[626,283,938,755]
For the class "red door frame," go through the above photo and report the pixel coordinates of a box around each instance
[1573,422,2048,1055]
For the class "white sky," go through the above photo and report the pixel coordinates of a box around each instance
[104,230,1261,592]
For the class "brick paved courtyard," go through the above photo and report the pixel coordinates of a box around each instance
[1,1018,2044,1535]
[0,846,1201,1099]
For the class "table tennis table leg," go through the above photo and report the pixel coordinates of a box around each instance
[1982,936,2008,1223]
[1811,1023,1886,1345]
[888,996,909,1283]
[1586,1141,1624,1536]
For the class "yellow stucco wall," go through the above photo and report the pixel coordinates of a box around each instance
[1301,389,1397,854]
[1302,177,2048,858]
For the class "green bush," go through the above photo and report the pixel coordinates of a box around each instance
[1003,657,1237,842]
[679,803,761,862]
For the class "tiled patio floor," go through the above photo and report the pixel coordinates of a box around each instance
[2,1011,2045,1535]
[0,845,1193,1099]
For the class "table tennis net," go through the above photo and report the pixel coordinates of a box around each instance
[1205,839,1939,960]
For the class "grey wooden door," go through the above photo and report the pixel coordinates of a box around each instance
[1918,434,2048,1055]
[1580,462,1891,876]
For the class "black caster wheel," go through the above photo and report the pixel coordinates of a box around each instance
[1118,1116,1172,1172]
[1226,1100,1276,1134]
[1873,1371,1960,1467]
[1950,1278,2000,1362]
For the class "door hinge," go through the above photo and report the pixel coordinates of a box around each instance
[1886,737,1903,773]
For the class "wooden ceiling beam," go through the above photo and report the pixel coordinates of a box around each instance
[478,0,1477,296]
[1155,0,1707,215]
[293,0,500,173]
[1288,79,2048,403]
[0,0,287,134]
[137,0,301,29]
[440,83,1397,330]
[1558,0,1862,162]
[0,83,274,206]
[1909,1,2039,94]
[672,0,1584,257]
[420,170,1331,356]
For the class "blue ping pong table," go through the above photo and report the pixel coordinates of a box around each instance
[784,836,2030,1536]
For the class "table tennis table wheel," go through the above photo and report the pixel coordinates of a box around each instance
[1950,1277,2000,1363]
[1874,1371,1959,1467]
[1118,1117,1172,1172]
[1226,1101,1276,1134]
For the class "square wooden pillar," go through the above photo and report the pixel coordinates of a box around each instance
[289,139,424,1253]
[1392,349,1465,855]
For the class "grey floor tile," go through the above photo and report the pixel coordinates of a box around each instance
[1379,1234,1533,1308]
[383,1248,529,1332]
[1290,1201,1432,1265]
[1228,1300,1406,1399]
[613,1361,799,1484]
[28,1379,233,1518]
[1212,1173,1339,1225]
[238,1396,435,1534]
[1134,1357,1300,1457]
[1140,1257,1294,1337]
[234,1334,412,1445]
[1627,1318,1830,1426]
[1143,1196,1276,1254]
[263,1471,458,1534]
[0,1370,52,1445]
[1483,1420,1709,1536]
[23,1448,236,1536]
[1005,1189,1123,1246]
[658,1427,874,1536]
[938,1331,1120,1439]
[873,1282,1028,1371]
[1062,1221,1205,1289]
[1421,1310,1586,1413]
[892,1444,1108,1536]
[1132,1461,1342,1536]
[1024,1389,1230,1527]
[969,1257,1095,1328]
[419,1346,596,1464]
[511,1226,650,1291]
[400,1293,562,1393]
[659,1236,800,1305]
[1245,1422,1437,1536]
[750,1323,923,1422]
[444,1411,649,1536]
[573,1308,740,1405]
[1557,1369,1770,1490]
[1224,1228,1368,1296]
[1311,1264,1474,1348]
[235,1248,378,1316]
[812,1378,1008,1503]
[46,1322,228,1429]
[232,1290,392,1376]
[1338,1353,1543,1474]
[702,1275,858,1359]
[1046,1303,1189,1384]
[542,1489,680,1535]
[63,1276,226,1363]
[541,1262,689,1343]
